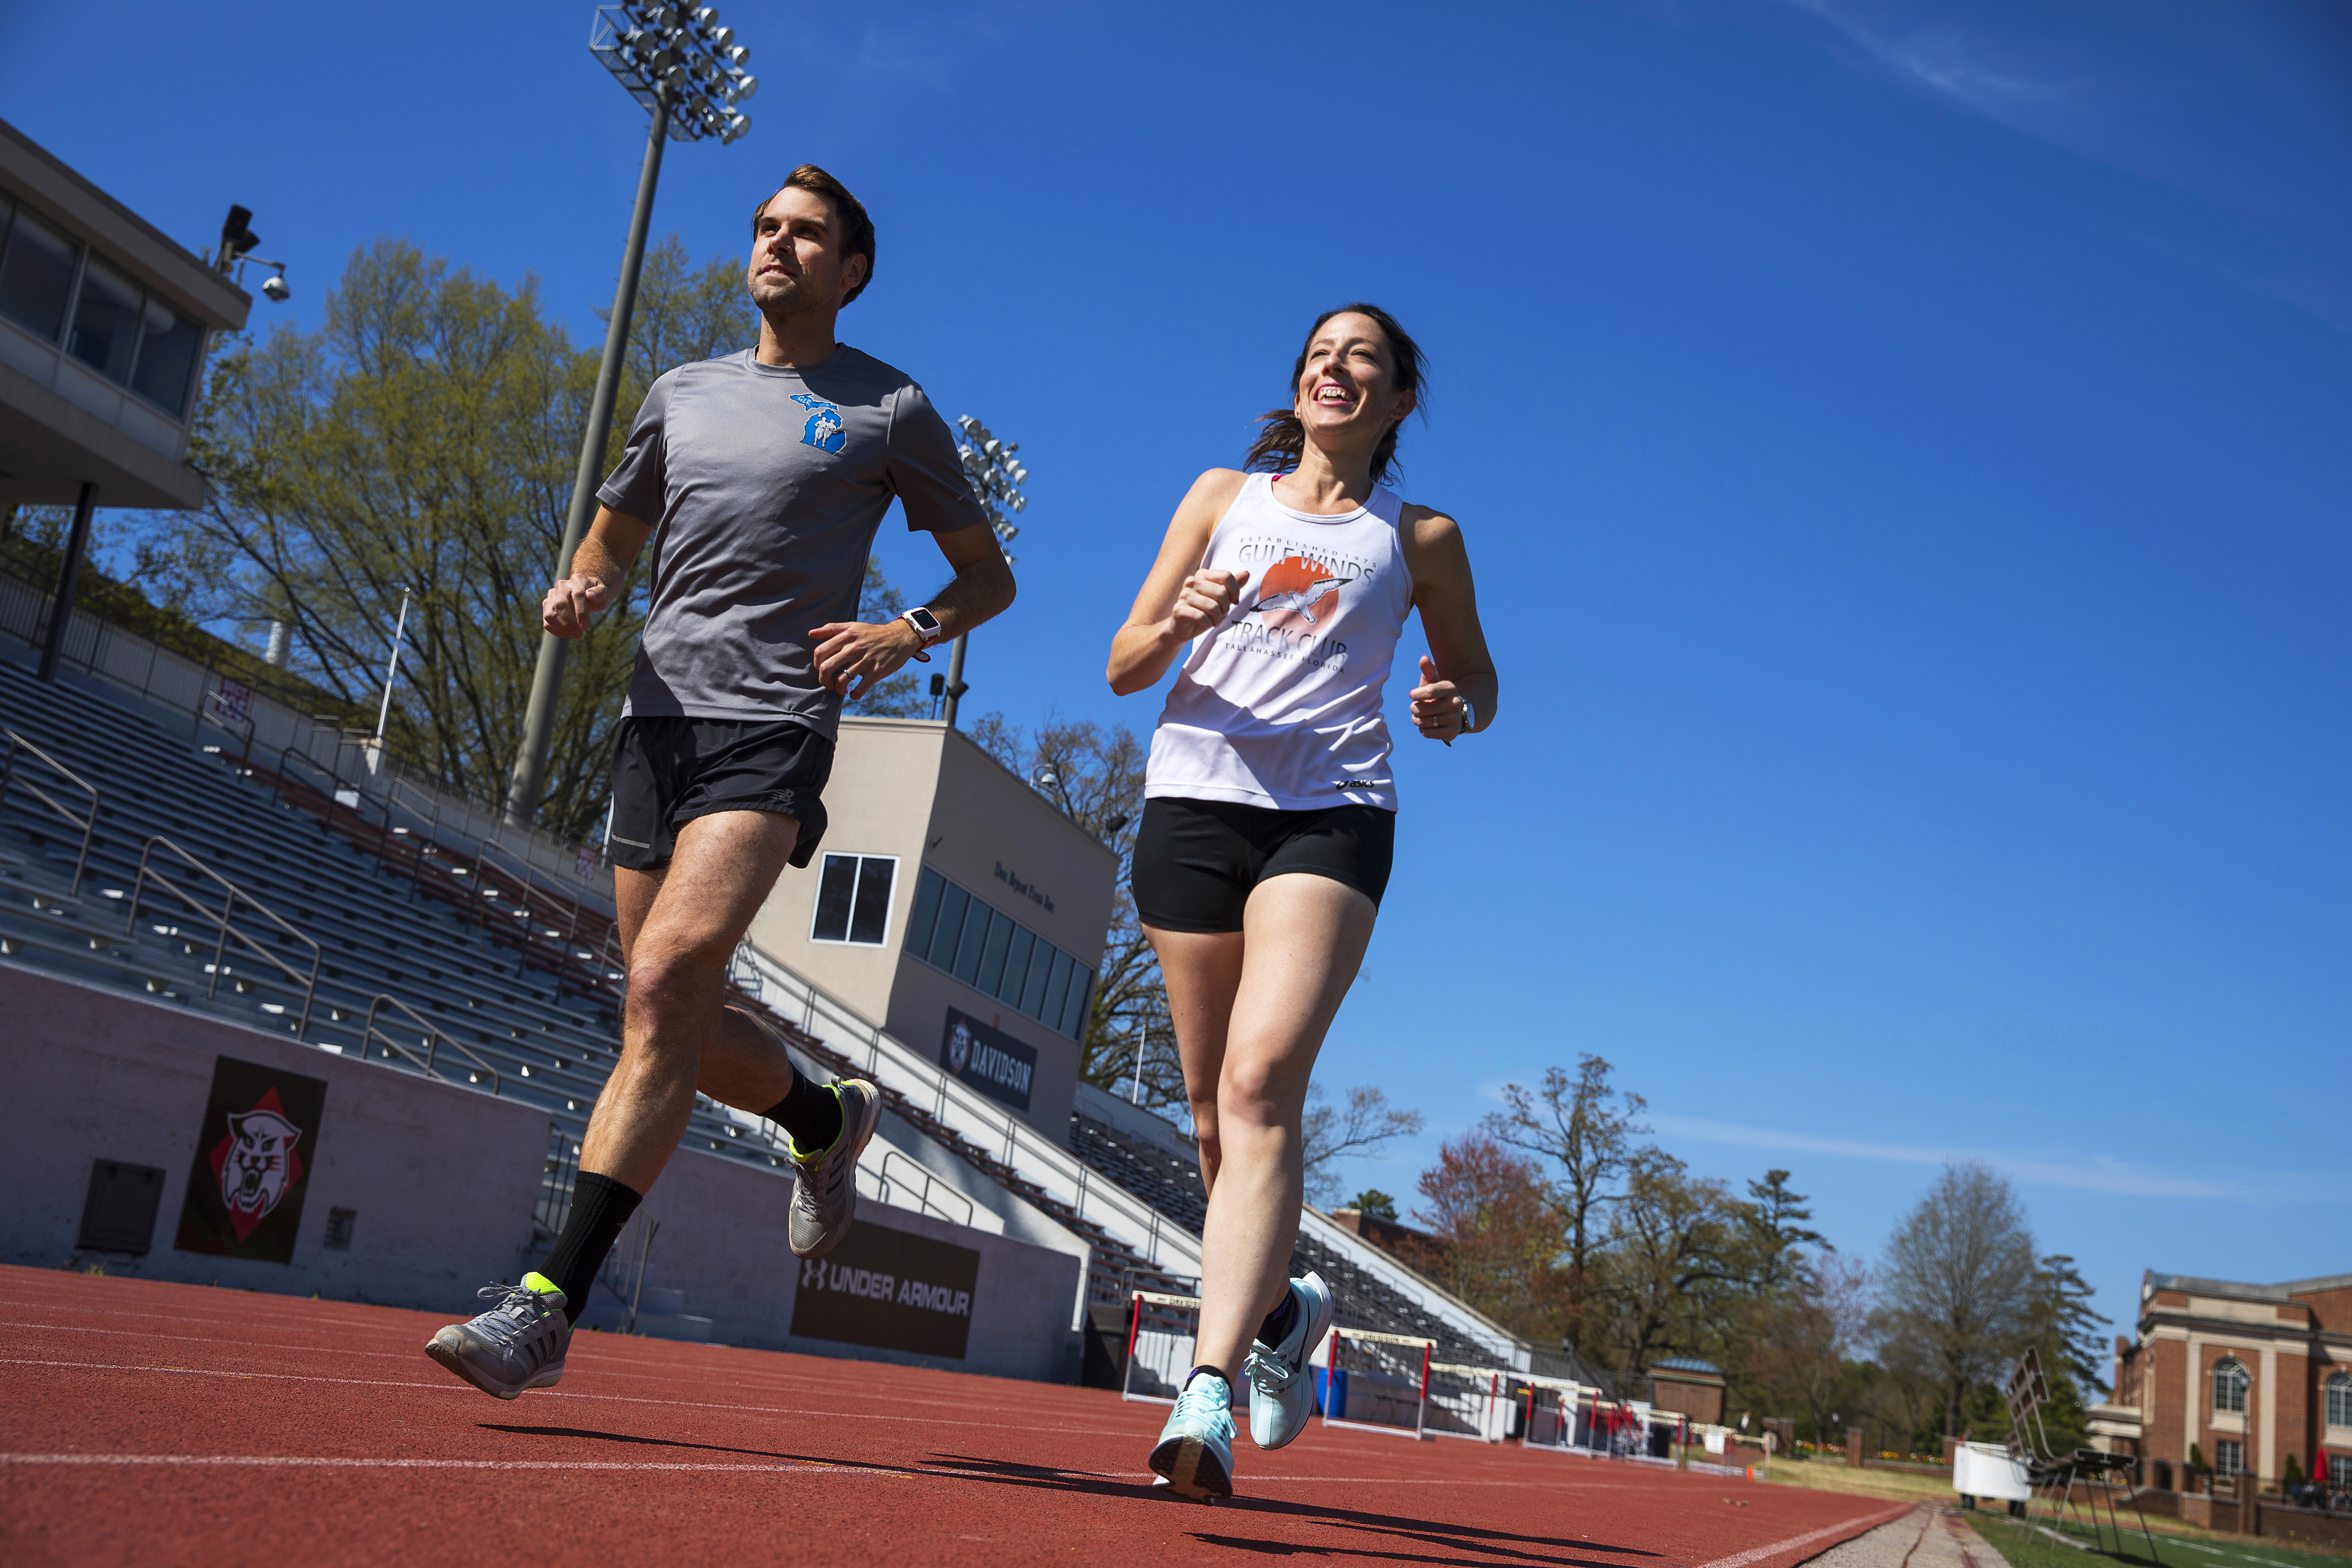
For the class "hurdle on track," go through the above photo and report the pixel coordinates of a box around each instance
[1320,1325,1436,1440]
[1520,1374,1590,1454]
[1425,1361,1510,1443]
[1121,1289,1202,1407]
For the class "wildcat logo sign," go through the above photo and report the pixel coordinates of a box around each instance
[174,1057,329,1264]
[789,1220,982,1360]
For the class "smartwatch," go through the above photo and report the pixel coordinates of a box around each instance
[900,606,943,662]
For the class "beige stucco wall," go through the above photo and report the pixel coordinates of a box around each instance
[746,718,1120,1142]
[747,719,945,1025]
[887,727,1118,1138]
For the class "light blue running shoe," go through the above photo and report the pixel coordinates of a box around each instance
[1242,1270,1335,1450]
[1149,1371,1236,1501]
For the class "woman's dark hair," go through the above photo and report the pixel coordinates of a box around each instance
[1243,302,1427,485]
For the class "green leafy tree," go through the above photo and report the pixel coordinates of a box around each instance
[1594,1148,1743,1380]
[1484,1054,1651,1359]
[1409,1132,1567,1339]
[1347,1189,1398,1220]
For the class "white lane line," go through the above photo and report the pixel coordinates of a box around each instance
[1691,1505,1916,1568]
[0,1454,908,1476]
[0,1358,1136,1440]
[0,1320,1085,1415]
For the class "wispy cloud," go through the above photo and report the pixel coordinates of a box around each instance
[1650,1112,2230,1199]
[1779,0,2076,126]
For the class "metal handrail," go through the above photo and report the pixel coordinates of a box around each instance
[470,836,584,945]
[878,1148,976,1228]
[360,993,504,1094]
[268,741,349,816]
[125,834,321,1037]
[0,727,100,895]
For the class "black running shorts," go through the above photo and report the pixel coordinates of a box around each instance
[1130,796,1396,933]
[607,716,832,873]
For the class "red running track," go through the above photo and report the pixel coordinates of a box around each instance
[0,1266,1909,1566]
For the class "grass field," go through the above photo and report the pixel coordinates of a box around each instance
[1761,1461,2352,1568]
[1969,1511,2352,1568]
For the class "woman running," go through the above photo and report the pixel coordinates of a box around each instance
[1107,303,1498,1500]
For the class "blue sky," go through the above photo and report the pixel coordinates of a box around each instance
[7,0,2348,1346]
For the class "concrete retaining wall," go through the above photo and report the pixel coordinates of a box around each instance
[0,959,549,1310]
[4,962,1086,1382]
[598,1139,1085,1383]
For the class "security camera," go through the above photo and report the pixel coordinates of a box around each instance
[261,271,290,303]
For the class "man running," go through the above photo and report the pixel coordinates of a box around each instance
[426,165,1015,1399]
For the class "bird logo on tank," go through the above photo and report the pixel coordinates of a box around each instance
[1252,555,1345,630]
[212,1096,305,1240]
[791,393,846,454]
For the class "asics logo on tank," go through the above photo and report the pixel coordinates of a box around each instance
[791,393,847,454]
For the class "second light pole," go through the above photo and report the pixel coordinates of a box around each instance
[941,414,1029,728]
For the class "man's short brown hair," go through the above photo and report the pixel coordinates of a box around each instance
[750,165,876,305]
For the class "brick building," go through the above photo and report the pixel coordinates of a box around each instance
[2091,1270,2352,1493]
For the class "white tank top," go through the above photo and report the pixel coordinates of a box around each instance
[1145,472,1413,812]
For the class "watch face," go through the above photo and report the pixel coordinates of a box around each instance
[908,608,941,634]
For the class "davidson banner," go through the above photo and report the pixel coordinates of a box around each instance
[939,1007,1037,1112]
[790,1219,982,1360]
[174,1056,329,1264]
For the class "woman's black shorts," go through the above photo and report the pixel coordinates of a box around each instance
[1130,796,1396,933]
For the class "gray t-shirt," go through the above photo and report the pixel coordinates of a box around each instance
[597,345,987,734]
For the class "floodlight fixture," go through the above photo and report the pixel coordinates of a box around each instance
[588,3,756,144]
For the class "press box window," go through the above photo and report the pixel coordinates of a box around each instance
[810,854,896,945]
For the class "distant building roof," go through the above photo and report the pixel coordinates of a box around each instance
[1651,1356,1724,1377]
[2146,1270,2352,1303]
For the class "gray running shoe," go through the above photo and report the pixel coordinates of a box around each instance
[425,1274,569,1400]
[787,1078,880,1259]
[1243,1270,1336,1450]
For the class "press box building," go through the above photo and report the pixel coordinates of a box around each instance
[748,716,1119,1143]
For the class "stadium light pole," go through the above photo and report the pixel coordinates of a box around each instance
[940,414,1028,728]
[504,3,759,825]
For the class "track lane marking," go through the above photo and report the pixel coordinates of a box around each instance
[0,1319,1107,1413]
[1691,1504,1917,1568]
[0,1357,1152,1439]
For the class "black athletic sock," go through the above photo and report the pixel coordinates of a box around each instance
[536,1171,643,1326]
[1186,1364,1231,1387]
[764,1070,842,1155]
[1258,1287,1300,1347]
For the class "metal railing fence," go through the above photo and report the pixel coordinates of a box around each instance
[360,993,505,1096]
[125,834,322,1037]
[0,727,100,895]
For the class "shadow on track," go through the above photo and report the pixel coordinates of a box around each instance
[919,1452,1655,1566]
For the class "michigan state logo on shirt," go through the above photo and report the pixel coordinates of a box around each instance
[791,392,847,454]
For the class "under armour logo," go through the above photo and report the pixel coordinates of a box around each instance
[791,392,847,454]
